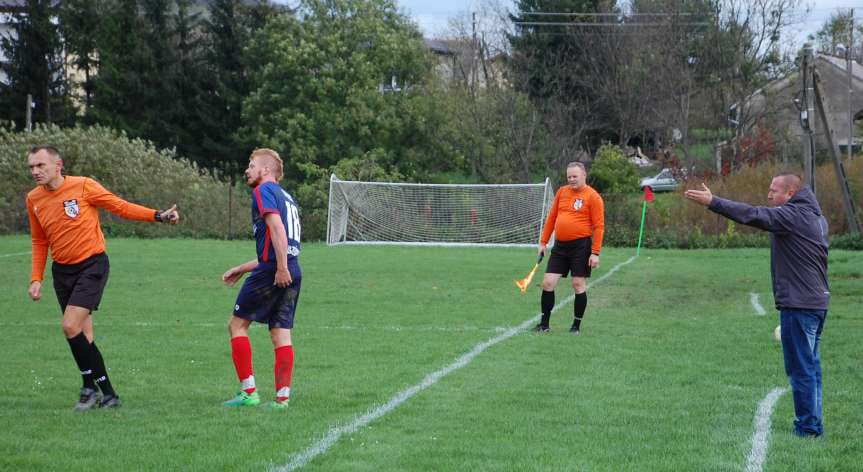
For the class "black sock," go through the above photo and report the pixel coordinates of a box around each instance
[66,333,97,390]
[573,292,587,330]
[90,342,116,397]
[540,290,555,326]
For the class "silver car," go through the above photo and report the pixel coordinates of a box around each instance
[640,168,679,192]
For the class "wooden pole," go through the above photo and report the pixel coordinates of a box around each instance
[813,70,861,234]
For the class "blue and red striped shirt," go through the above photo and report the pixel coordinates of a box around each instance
[251,181,301,267]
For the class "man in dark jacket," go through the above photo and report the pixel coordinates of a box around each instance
[685,172,829,438]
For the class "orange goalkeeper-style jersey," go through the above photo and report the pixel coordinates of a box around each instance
[540,185,605,254]
[26,176,157,282]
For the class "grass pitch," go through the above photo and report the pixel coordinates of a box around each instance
[0,235,860,471]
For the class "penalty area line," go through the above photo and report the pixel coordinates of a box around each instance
[273,255,638,472]
[0,251,30,258]
[744,387,788,472]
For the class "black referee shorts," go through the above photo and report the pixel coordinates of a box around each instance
[546,237,592,278]
[51,252,110,313]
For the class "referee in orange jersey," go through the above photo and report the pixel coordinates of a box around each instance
[26,146,179,410]
[535,161,605,333]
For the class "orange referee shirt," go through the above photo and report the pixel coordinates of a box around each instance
[27,176,157,282]
[540,185,605,254]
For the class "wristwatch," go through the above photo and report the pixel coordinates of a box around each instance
[154,209,163,222]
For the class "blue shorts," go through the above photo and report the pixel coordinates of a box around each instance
[233,264,301,330]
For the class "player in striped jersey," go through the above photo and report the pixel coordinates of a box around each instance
[222,149,302,409]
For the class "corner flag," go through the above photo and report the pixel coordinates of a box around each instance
[637,186,654,255]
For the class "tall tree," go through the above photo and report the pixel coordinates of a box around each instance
[87,0,154,137]
[240,0,435,182]
[507,0,611,169]
[59,0,105,110]
[200,0,280,176]
[0,0,74,128]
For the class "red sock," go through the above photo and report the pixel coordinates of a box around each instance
[230,336,255,393]
[274,345,294,402]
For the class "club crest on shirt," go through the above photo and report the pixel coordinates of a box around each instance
[573,199,584,210]
[63,199,80,218]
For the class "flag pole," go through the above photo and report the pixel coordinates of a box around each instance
[637,200,647,255]
[637,186,654,255]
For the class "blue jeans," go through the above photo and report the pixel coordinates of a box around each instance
[780,308,827,437]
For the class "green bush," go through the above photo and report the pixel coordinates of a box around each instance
[831,233,863,250]
[0,125,248,239]
[589,144,639,194]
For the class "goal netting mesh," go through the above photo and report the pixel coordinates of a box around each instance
[327,174,553,247]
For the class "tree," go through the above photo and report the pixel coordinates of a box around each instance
[507,0,612,156]
[811,8,860,57]
[60,0,105,109]
[0,0,74,128]
[240,0,436,181]
[200,0,280,176]
[430,3,552,183]
[588,143,639,193]
[87,0,155,137]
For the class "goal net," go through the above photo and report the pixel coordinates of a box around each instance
[327,174,553,247]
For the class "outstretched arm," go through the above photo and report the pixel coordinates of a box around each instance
[84,178,179,224]
[685,183,792,233]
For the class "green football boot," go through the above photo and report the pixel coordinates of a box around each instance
[267,400,289,410]
[224,390,260,407]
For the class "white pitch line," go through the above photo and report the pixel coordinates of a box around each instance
[274,255,638,472]
[744,387,789,472]
[0,251,30,258]
[2,321,522,334]
[749,293,766,316]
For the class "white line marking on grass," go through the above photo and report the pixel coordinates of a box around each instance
[6,321,517,333]
[274,255,638,472]
[749,293,766,316]
[0,251,30,258]
[744,387,788,472]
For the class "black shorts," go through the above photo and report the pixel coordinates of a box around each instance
[52,252,110,313]
[233,263,302,330]
[546,238,592,278]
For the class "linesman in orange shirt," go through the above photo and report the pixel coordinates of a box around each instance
[26,146,179,410]
[535,161,605,333]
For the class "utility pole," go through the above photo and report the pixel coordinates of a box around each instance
[813,69,861,234]
[25,94,33,132]
[472,12,478,91]
[848,9,854,161]
[800,44,817,191]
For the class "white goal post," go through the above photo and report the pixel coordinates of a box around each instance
[327,174,553,247]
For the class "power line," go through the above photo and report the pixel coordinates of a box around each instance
[514,21,712,27]
[517,12,711,17]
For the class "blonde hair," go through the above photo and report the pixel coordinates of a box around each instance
[250,148,284,180]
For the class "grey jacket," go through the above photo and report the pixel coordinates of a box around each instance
[708,187,830,310]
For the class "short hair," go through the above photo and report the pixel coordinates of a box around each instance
[250,148,284,180]
[29,145,61,160]
[566,161,586,173]
[774,172,801,191]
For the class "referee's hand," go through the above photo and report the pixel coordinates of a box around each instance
[28,281,41,301]
[159,204,180,224]
[537,244,546,259]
